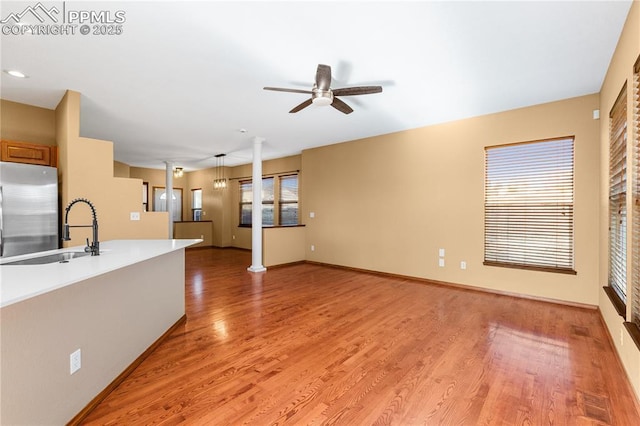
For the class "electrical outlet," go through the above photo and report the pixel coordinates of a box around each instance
[311,245,315,252]
[232,235,236,240]
[460,261,467,270]
[200,235,204,240]
[310,212,315,218]
[438,258,445,267]
[130,212,140,221]
[70,349,81,375]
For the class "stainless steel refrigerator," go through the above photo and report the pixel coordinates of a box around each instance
[0,161,59,258]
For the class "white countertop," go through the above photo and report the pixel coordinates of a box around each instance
[0,239,201,308]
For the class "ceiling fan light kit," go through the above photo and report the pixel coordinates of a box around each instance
[312,90,333,106]
[264,64,382,114]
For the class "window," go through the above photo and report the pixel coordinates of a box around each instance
[484,137,575,274]
[142,182,149,212]
[279,175,299,225]
[609,84,628,310]
[239,174,299,226]
[192,188,202,221]
[239,177,274,226]
[153,187,182,222]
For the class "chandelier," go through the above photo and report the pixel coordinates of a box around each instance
[214,154,227,189]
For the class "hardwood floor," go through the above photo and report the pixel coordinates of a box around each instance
[82,248,640,425]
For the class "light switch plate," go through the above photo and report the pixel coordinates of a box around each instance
[439,248,445,257]
[438,258,445,267]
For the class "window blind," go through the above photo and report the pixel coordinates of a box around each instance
[239,177,275,226]
[484,137,575,273]
[610,83,628,304]
[632,59,640,326]
[239,180,253,225]
[279,175,299,225]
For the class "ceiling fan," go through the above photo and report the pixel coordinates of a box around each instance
[264,64,382,114]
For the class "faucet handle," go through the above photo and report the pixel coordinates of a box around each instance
[84,238,91,253]
[62,224,70,241]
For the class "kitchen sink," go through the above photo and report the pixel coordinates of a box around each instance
[2,251,92,266]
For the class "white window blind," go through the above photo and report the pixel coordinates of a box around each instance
[239,177,274,226]
[632,59,640,326]
[610,84,628,304]
[240,180,252,225]
[191,189,202,221]
[484,137,575,273]
[279,175,299,226]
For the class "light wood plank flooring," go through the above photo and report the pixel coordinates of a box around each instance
[82,248,640,425]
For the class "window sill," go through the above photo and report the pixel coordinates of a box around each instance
[483,261,576,275]
[603,286,626,318]
[238,224,305,228]
[174,220,212,223]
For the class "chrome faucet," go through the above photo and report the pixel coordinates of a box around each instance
[62,198,100,256]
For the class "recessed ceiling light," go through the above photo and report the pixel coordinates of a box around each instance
[4,70,28,78]
[238,128,247,133]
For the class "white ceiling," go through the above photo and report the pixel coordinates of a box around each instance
[0,1,632,170]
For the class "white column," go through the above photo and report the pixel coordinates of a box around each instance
[165,161,174,239]
[248,137,267,272]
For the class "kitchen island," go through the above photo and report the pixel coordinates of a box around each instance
[0,239,200,425]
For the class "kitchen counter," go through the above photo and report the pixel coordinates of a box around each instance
[0,239,201,308]
[1,238,201,425]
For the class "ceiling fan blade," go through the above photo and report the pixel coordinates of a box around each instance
[316,64,332,91]
[264,87,313,94]
[289,98,313,113]
[332,86,383,96]
[331,97,353,114]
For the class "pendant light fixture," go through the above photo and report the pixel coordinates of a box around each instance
[214,154,227,189]
[173,167,183,178]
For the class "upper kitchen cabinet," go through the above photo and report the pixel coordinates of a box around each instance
[1,139,57,167]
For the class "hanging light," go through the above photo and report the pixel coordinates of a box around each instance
[214,154,227,189]
[173,167,183,178]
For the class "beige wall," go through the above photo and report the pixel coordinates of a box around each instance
[187,166,229,246]
[114,160,130,178]
[598,1,640,399]
[229,155,302,249]
[303,93,600,306]
[174,221,213,247]
[56,91,168,243]
[130,166,188,220]
[129,155,302,249]
[0,99,56,145]
[263,226,306,267]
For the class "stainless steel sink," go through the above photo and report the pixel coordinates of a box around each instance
[2,251,91,265]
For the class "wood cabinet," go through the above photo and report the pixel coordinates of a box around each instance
[1,140,57,167]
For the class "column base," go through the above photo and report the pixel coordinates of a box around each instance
[247,265,267,273]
